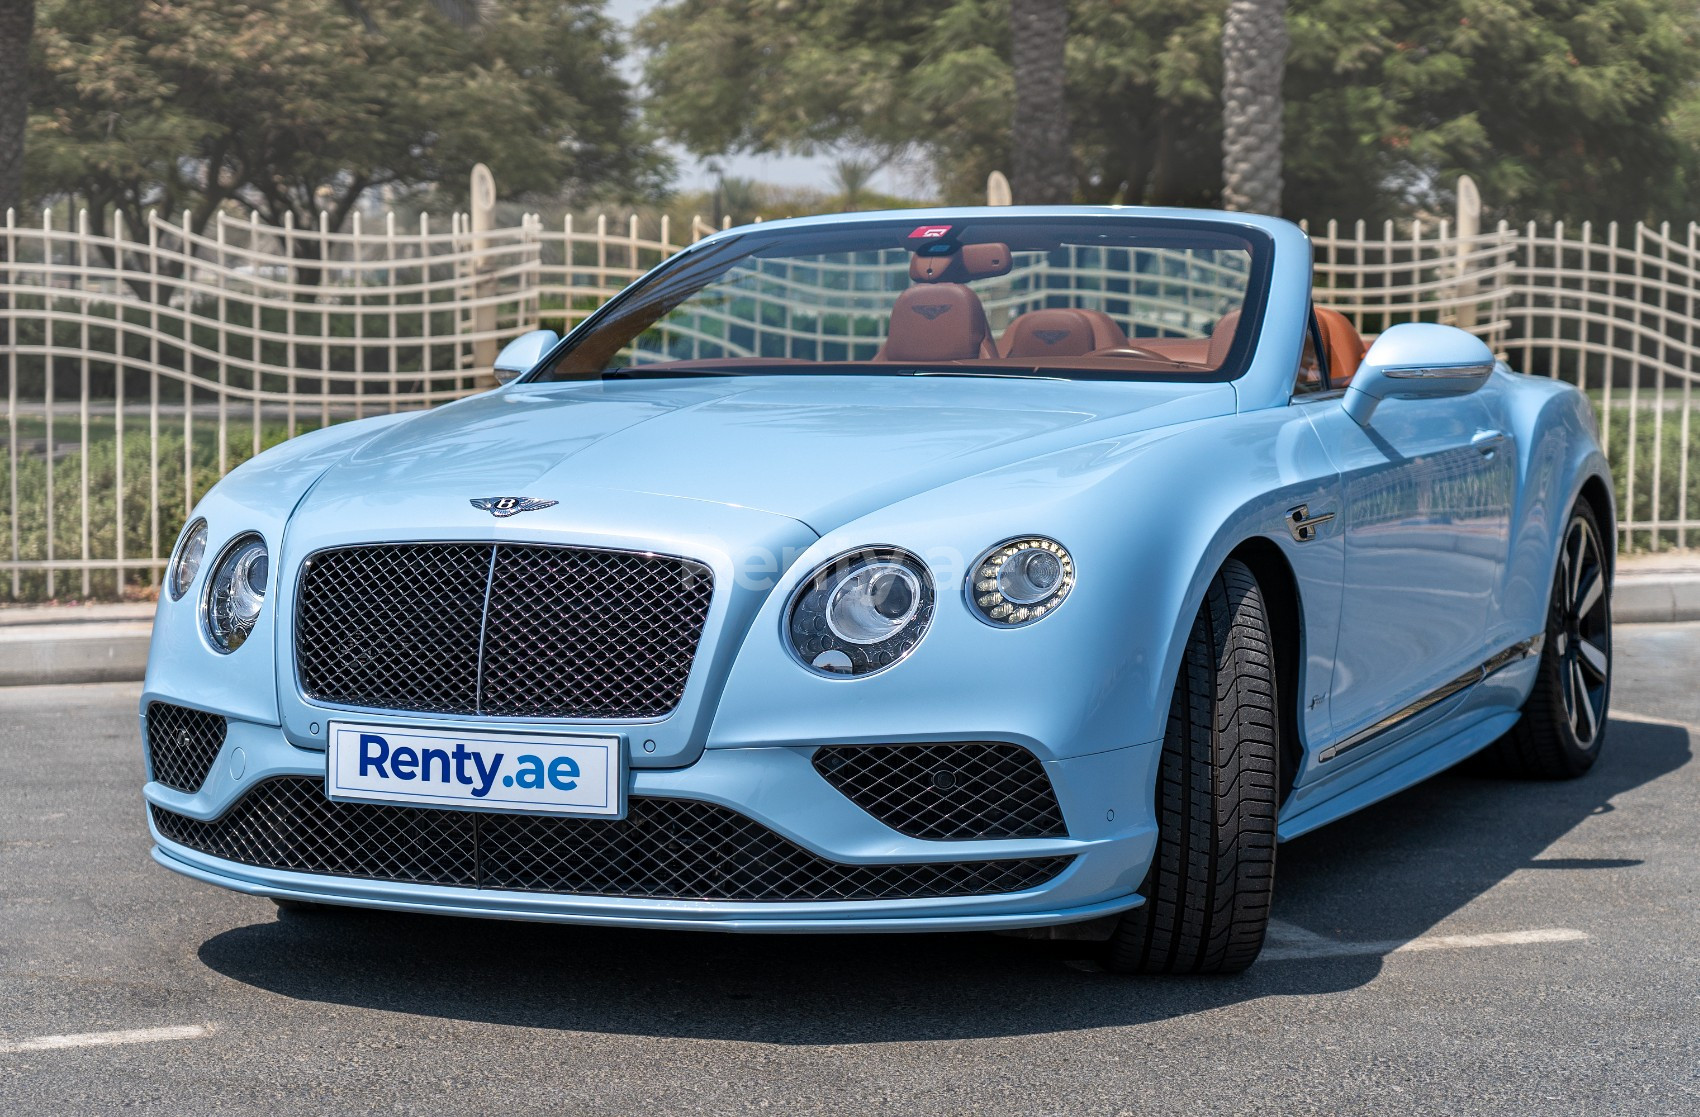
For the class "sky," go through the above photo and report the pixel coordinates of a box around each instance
[603,0,919,197]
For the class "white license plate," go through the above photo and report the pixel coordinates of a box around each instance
[326,722,623,818]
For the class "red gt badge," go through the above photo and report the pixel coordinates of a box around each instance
[907,225,953,240]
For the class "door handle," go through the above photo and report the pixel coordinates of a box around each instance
[1472,429,1507,458]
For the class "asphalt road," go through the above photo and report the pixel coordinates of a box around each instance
[3,625,1698,1116]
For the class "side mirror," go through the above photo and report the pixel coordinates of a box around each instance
[492,329,560,384]
[1342,322,1495,426]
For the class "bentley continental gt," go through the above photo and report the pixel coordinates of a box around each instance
[141,208,1614,973]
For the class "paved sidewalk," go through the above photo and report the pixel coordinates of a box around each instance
[0,552,1694,687]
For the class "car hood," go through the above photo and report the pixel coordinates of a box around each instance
[300,374,1235,534]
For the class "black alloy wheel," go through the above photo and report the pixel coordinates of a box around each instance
[1490,500,1612,778]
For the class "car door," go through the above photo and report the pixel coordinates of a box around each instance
[1303,389,1515,762]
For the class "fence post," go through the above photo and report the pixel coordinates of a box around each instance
[469,163,498,372]
[5,207,15,597]
[986,171,1013,206]
[1455,174,1481,332]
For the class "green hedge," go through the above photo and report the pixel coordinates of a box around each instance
[0,421,317,601]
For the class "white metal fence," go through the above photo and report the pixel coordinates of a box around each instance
[2,202,1697,600]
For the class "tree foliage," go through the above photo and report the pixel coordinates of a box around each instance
[639,0,1700,222]
[24,0,666,240]
[0,0,34,214]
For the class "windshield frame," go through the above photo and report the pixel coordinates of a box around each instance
[523,213,1278,386]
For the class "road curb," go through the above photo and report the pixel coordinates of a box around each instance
[1612,574,1700,625]
[0,577,1694,688]
[0,620,153,687]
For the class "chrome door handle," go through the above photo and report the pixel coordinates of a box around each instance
[1472,429,1507,458]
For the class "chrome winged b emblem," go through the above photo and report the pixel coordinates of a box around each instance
[470,496,558,518]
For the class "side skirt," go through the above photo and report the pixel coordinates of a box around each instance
[1317,634,1545,764]
[1276,710,1521,842]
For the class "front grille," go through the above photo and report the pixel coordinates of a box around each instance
[151,777,1072,902]
[145,703,229,793]
[812,742,1066,840]
[295,543,713,719]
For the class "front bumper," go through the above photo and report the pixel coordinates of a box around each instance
[145,718,1158,933]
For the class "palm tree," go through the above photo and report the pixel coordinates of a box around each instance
[0,0,34,215]
[1221,0,1289,214]
[1009,0,1072,205]
[831,156,880,212]
[713,174,765,226]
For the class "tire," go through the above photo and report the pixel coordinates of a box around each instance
[1105,559,1280,975]
[1489,499,1612,779]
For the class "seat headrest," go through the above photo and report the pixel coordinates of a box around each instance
[878,283,996,362]
[1207,310,1242,367]
[910,243,1013,284]
[999,309,1099,358]
[1314,307,1366,387]
[1073,308,1130,350]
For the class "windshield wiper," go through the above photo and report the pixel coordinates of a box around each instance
[897,368,1069,382]
[601,367,729,380]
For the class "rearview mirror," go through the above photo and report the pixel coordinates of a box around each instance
[492,329,560,384]
[1342,322,1495,426]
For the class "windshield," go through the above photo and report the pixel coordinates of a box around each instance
[530,216,1274,384]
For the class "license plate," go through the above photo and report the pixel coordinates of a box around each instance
[326,722,623,818]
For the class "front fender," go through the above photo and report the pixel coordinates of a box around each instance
[142,411,417,728]
[707,404,1340,761]
[1487,371,1616,650]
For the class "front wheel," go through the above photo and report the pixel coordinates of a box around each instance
[1105,559,1279,975]
[1490,500,1612,778]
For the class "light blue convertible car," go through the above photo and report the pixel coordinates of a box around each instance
[142,208,1614,973]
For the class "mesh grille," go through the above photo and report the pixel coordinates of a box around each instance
[145,703,229,794]
[812,742,1066,840]
[151,777,1072,902]
[295,543,713,719]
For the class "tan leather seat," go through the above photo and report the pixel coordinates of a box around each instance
[1207,310,1242,367]
[877,283,997,362]
[1314,307,1366,387]
[1075,309,1131,350]
[1000,307,1129,358]
[999,309,1098,358]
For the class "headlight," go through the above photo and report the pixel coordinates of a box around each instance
[204,533,269,653]
[968,537,1075,626]
[168,519,207,601]
[786,548,934,677]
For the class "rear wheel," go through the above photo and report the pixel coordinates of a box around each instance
[1490,500,1612,778]
[1105,559,1279,975]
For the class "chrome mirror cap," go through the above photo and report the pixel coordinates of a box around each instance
[1343,322,1495,425]
[492,329,560,384]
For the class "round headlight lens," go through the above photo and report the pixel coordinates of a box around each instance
[788,549,934,677]
[826,561,922,644]
[168,519,207,601]
[969,537,1075,626]
[204,533,269,653]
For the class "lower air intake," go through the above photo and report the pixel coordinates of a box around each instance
[145,703,229,794]
[151,777,1072,902]
[812,742,1067,840]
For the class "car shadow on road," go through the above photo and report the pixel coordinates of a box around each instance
[196,717,1690,1043]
